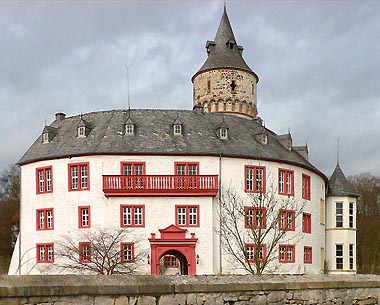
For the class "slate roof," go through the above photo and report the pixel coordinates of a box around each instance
[328,164,359,197]
[19,108,327,181]
[192,7,259,82]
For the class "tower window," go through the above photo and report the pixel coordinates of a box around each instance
[230,80,237,93]
[252,83,255,95]
[42,133,49,144]
[207,80,211,93]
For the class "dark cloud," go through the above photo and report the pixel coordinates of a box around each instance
[1,0,379,177]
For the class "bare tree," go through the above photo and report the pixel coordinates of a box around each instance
[0,165,20,201]
[219,186,303,275]
[56,228,146,275]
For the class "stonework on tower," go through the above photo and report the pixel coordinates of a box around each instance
[192,7,259,119]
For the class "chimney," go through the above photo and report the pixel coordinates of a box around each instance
[55,112,66,121]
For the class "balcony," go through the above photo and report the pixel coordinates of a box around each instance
[102,175,219,197]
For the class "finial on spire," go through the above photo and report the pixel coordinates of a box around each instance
[336,136,340,165]
[125,65,132,111]
[224,0,227,14]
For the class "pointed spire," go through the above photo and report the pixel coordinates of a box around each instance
[328,164,359,197]
[214,4,236,45]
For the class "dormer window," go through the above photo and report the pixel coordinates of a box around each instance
[125,124,134,135]
[42,133,49,144]
[261,134,268,145]
[41,125,58,144]
[77,126,86,138]
[219,128,228,139]
[228,42,234,50]
[174,124,182,136]
[77,116,91,138]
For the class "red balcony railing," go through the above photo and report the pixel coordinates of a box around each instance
[102,175,218,197]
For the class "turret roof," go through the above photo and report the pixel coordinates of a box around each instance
[192,7,258,82]
[328,164,359,197]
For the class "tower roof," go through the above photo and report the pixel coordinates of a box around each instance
[328,164,359,197]
[192,7,258,82]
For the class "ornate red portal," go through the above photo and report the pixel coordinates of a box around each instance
[148,224,198,275]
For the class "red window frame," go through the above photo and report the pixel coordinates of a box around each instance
[163,255,179,268]
[78,206,91,229]
[279,244,295,263]
[302,212,311,234]
[278,168,294,196]
[279,209,295,231]
[175,205,200,227]
[120,242,134,263]
[244,165,266,193]
[244,207,267,229]
[120,205,145,227]
[304,246,312,264]
[245,243,267,263]
[79,242,92,263]
[120,162,146,175]
[36,166,53,194]
[36,208,54,231]
[302,174,311,200]
[68,162,90,191]
[174,162,199,175]
[36,243,54,263]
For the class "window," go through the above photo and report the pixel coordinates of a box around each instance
[120,242,134,262]
[78,206,91,228]
[304,246,312,264]
[252,83,255,95]
[164,255,179,268]
[36,243,54,263]
[336,244,344,269]
[36,208,54,230]
[279,245,295,263]
[278,169,294,196]
[174,124,182,135]
[68,163,89,191]
[79,242,91,263]
[302,174,311,200]
[245,244,266,263]
[36,166,53,194]
[175,162,199,189]
[42,133,49,144]
[245,165,266,193]
[230,80,237,93]
[176,205,199,227]
[349,244,354,270]
[120,205,145,227]
[219,128,228,139]
[279,210,295,231]
[349,202,354,228]
[245,207,266,229]
[121,162,145,176]
[302,213,311,234]
[77,126,86,137]
[207,80,211,93]
[125,124,134,135]
[336,202,343,227]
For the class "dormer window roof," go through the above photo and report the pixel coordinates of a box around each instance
[172,117,184,136]
[216,118,229,140]
[77,116,92,138]
[124,117,135,135]
[41,126,58,144]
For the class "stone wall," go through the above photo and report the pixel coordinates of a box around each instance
[1,274,380,305]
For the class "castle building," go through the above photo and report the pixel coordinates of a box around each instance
[9,7,358,276]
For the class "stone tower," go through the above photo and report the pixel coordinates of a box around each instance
[192,7,259,118]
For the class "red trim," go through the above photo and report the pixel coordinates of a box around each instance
[279,244,295,263]
[36,208,54,231]
[120,162,146,175]
[245,243,267,263]
[120,242,135,263]
[35,166,53,194]
[174,162,200,175]
[304,246,312,264]
[79,242,91,263]
[175,205,200,227]
[78,206,91,229]
[244,165,266,193]
[36,243,54,263]
[68,162,90,191]
[302,174,311,200]
[279,209,295,231]
[120,205,145,227]
[278,168,294,196]
[244,207,266,229]
[302,212,311,234]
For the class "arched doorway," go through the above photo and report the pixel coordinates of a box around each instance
[149,224,198,275]
[159,250,188,275]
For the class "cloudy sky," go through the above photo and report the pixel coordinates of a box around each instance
[1,0,379,178]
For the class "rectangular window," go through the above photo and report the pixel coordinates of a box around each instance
[336,202,343,227]
[176,205,199,227]
[120,205,145,227]
[279,210,295,231]
[36,243,54,263]
[302,212,311,234]
[245,165,266,193]
[164,255,179,268]
[336,244,344,269]
[78,206,91,228]
[302,174,311,200]
[279,245,295,263]
[36,166,53,194]
[174,124,182,135]
[68,163,90,191]
[36,208,54,230]
[349,202,354,228]
[125,124,134,135]
[79,242,91,263]
[121,242,134,263]
[304,246,312,264]
[245,244,267,263]
[349,244,354,270]
[245,207,266,229]
[278,169,294,196]
[121,162,145,176]
[175,162,199,189]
